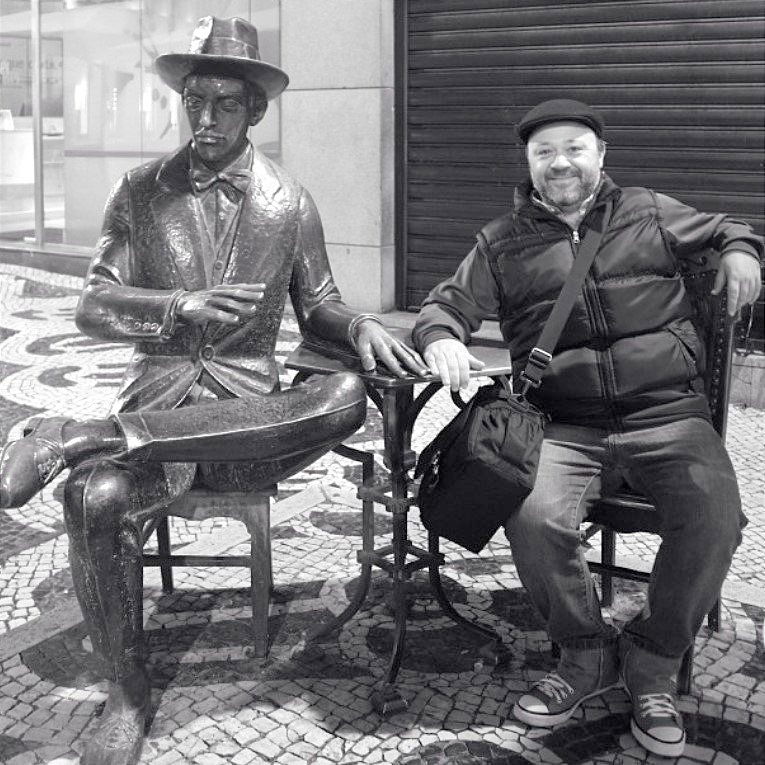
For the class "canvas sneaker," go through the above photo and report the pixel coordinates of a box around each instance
[513,643,620,727]
[620,638,686,758]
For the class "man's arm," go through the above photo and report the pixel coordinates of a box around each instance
[289,188,427,376]
[76,176,187,342]
[413,243,500,389]
[656,193,763,316]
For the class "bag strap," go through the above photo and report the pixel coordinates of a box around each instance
[519,198,614,392]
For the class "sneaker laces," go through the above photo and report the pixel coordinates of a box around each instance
[533,672,576,703]
[638,693,680,720]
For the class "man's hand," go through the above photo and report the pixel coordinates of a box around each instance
[423,337,485,391]
[176,283,266,326]
[712,252,762,316]
[354,321,429,377]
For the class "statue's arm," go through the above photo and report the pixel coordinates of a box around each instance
[288,188,370,348]
[75,176,185,342]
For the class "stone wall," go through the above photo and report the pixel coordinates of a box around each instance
[280,0,395,312]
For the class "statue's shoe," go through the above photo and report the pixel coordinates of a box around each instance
[0,416,71,508]
[81,709,146,765]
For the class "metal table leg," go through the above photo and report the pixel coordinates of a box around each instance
[370,386,415,714]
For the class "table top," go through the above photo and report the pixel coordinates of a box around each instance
[285,327,513,389]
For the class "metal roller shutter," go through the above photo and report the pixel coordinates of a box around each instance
[398,0,765,317]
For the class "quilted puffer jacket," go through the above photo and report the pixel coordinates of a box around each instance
[413,175,763,430]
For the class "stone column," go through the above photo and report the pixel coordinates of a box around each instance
[280,0,395,312]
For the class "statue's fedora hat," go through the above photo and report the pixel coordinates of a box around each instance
[154,16,288,100]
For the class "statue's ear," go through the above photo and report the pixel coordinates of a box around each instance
[249,98,268,127]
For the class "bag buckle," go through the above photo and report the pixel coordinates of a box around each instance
[520,347,552,391]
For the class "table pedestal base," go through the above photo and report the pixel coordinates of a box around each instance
[309,480,510,716]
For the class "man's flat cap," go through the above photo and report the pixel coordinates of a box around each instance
[517,99,605,143]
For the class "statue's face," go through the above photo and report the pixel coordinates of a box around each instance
[526,121,605,213]
[183,74,254,168]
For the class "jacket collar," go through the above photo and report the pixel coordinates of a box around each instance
[514,173,620,220]
[154,143,194,193]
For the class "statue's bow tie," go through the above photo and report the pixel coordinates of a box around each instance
[191,168,253,194]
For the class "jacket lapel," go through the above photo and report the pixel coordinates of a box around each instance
[149,144,208,291]
[223,148,288,286]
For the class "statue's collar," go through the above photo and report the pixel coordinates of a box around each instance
[156,141,255,193]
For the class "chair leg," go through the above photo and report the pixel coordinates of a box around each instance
[248,497,271,659]
[678,645,693,695]
[156,516,174,593]
[600,527,616,607]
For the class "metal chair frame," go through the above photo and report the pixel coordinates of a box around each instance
[586,257,736,694]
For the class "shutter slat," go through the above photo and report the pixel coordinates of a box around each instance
[409,110,765,130]
[409,84,762,105]
[410,65,762,87]
[410,0,764,26]
[410,41,764,68]
[411,21,764,50]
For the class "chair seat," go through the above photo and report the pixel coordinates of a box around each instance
[588,492,661,535]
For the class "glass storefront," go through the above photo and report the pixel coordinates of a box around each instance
[0,0,280,252]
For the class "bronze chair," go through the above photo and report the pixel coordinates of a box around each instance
[142,486,276,658]
[586,254,736,695]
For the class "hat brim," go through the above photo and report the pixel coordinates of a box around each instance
[154,53,289,100]
[519,115,602,144]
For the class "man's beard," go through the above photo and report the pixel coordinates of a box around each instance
[537,168,600,211]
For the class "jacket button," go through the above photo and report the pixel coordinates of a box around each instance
[200,345,215,361]
[213,260,223,271]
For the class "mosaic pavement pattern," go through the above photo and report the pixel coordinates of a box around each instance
[0,263,764,765]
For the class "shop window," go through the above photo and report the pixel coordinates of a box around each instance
[0,1,35,242]
[1,0,280,251]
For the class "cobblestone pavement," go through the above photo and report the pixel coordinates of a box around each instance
[0,263,764,765]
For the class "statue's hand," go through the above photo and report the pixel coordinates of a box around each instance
[176,284,266,326]
[354,320,429,378]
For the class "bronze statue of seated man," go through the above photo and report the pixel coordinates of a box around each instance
[0,16,426,765]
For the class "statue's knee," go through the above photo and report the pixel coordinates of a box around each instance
[329,372,367,429]
[64,461,133,539]
[333,371,367,401]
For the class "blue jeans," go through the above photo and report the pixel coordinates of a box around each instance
[504,417,744,658]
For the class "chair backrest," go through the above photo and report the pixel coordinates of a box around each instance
[679,251,736,440]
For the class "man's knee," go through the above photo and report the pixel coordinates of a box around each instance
[64,460,134,539]
[505,494,581,549]
[700,496,744,553]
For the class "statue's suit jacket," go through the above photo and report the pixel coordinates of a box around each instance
[77,142,358,417]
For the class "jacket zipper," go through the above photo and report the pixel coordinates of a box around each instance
[571,221,622,431]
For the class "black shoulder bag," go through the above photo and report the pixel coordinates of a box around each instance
[415,201,613,553]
